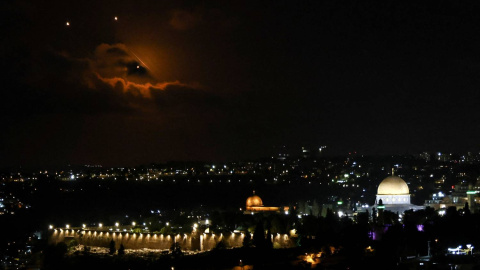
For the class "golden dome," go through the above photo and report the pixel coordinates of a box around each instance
[377,176,409,195]
[246,195,263,207]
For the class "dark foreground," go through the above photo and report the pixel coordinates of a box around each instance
[37,246,480,270]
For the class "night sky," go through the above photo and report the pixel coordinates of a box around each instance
[2,0,480,168]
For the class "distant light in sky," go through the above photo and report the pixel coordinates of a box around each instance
[114,16,118,21]
[66,21,70,26]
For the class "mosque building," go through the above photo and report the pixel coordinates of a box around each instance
[375,170,424,213]
[244,191,289,214]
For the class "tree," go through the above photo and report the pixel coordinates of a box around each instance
[356,211,369,226]
[242,231,252,248]
[144,216,162,232]
[297,201,306,214]
[67,239,78,251]
[464,202,471,216]
[372,207,377,224]
[265,228,273,249]
[109,240,116,255]
[82,245,90,255]
[42,243,68,270]
[312,200,321,217]
[382,210,399,225]
[170,242,183,258]
[446,206,458,219]
[304,201,311,215]
[118,244,125,256]
[132,227,143,233]
[270,215,286,234]
[160,226,173,234]
[214,240,226,250]
[56,242,68,256]
[289,203,298,217]
[253,221,265,248]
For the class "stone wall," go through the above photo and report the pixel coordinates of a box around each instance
[48,229,296,251]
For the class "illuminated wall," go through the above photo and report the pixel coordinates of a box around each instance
[246,206,281,212]
[48,229,296,251]
[376,194,410,205]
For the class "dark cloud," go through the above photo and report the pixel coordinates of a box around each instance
[1,41,207,117]
[91,44,140,79]
[105,47,129,57]
[1,49,131,115]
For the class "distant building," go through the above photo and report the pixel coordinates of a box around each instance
[374,171,424,213]
[425,180,480,213]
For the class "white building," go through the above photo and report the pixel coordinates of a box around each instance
[375,174,424,213]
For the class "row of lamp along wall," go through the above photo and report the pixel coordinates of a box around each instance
[48,225,295,251]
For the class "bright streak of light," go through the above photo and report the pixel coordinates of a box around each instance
[129,50,151,71]
[122,44,165,80]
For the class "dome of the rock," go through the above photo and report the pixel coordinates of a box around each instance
[246,195,263,207]
[377,176,410,195]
